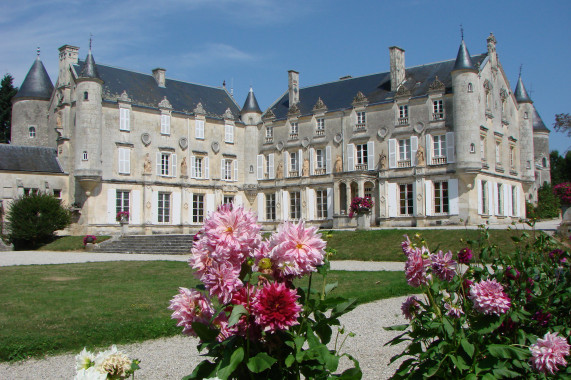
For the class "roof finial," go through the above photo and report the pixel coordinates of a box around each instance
[460,24,464,40]
[89,33,93,51]
[37,46,40,57]
[519,64,523,78]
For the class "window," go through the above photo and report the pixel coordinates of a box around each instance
[82,151,88,161]
[83,91,88,101]
[290,191,301,220]
[316,118,325,135]
[480,135,487,161]
[225,124,234,143]
[510,146,516,167]
[470,143,476,154]
[161,114,171,135]
[29,126,36,138]
[542,157,547,167]
[266,193,276,221]
[53,189,62,199]
[497,183,504,215]
[192,194,204,223]
[398,138,411,163]
[160,153,170,176]
[289,122,298,139]
[467,83,473,93]
[290,151,298,173]
[316,189,327,219]
[118,148,131,174]
[356,112,366,125]
[432,135,446,158]
[265,126,273,139]
[194,157,203,178]
[224,159,232,180]
[495,141,502,165]
[158,192,171,223]
[398,105,408,125]
[433,100,444,120]
[315,149,325,170]
[116,191,130,217]
[24,188,39,196]
[364,184,373,199]
[120,108,130,131]
[356,144,368,169]
[524,112,529,120]
[223,195,234,205]
[433,181,449,214]
[481,180,489,214]
[195,120,205,139]
[399,184,413,216]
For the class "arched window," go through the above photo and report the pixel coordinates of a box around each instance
[83,91,89,101]
[29,126,36,138]
[467,83,473,93]
[470,143,476,153]
[524,112,528,120]
[542,157,547,167]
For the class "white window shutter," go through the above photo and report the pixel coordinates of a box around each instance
[191,156,196,178]
[493,182,499,215]
[171,154,177,177]
[131,190,141,224]
[426,134,432,165]
[446,132,455,163]
[269,154,275,179]
[107,188,116,224]
[367,141,375,170]
[506,185,512,217]
[206,194,215,216]
[425,180,433,216]
[221,159,225,180]
[196,120,204,139]
[204,157,210,179]
[187,191,193,221]
[347,144,355,171]
[503,183,510,217]
[298,149,303,174]
[388,183,397,217]
[325,146,332,174]
[125,149,130,174]
[411,136,418,166]
[235,195,242,206]
[152,190,159,223]
[449,178,459,215]
[156,152,161,175]
[326,188,333,219]
[257,155,264,180]
[412,181,418,216]
[233,160,238,182]
[117,149,124,174]
[515,186,520,217]
[257,193,265,221]
[477,179,483,215]
[309,148,315,176]
[172,192,182,225]
[488,181,494,216]
[283,151,289,178]
[388,139,396,169]
[307,188,315,220]
[282,191,289,221]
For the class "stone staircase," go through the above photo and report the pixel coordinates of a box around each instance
[93,234,195,255]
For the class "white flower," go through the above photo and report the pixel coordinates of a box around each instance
[93,345,132,378]
[75,347,95,371]
[74,366,106,380]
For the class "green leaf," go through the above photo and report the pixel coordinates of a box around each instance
[481,374,496,380]
[465,374,479,380]
[217,346,244,379]
[324,281,338,295]
[228,304,247,327]
[314,322,333,344]
[191,322,219,342]
[442,318,454,337]
[185,360,216,379]
[493,366,523,378]
[331,298,358,318]
[487,345,530,360]
[450,355,470,371]
[384,324,408,331]
[285,354,295,368]
[460,338,475,358]
[247,352,277,373]
[472,315,503,334]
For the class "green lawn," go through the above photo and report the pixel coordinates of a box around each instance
[39,235,111,251]
[0,261,415,362]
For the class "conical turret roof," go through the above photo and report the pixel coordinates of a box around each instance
[13,56,53,100]
[532,107,549,132]
[453,40,476,72]
[514,76,532,103]
[79,49,100,80]
[241,87,262,113]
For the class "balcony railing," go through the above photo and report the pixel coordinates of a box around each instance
[398,160,411,168]
[355,163,368,171]
[314,168,326,175]
[289,133,298,140]
[355,123,366,131]
[431,156,447,165]
[432,113,444,121]
[265,137,273,144]
[398,117,409,126]
[288,170,299,177]
[315,129,325,136]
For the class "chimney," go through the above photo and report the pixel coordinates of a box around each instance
[288,70,299,106]
[152,68,166,88]
[389,46,405,92]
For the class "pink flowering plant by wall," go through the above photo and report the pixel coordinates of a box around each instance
[553,183,571,205]
[348,196,374,218]
[386,225,570,378]
[169,204,361,379]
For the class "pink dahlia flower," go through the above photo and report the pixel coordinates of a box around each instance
[405,248,430,287]
[430,250,457,282]
[530,332,570,374]
[444,302,464,318]
[168,288,214,337]
[469,279,511,315]
[201,261,242,304]
[401,235,413,256]
[401,296,420,320]
[457,248,473,264]
[252,282,302,332]
[268,221,326,278]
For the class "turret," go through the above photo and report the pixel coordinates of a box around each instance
[241,87,263,184]
[451,38,480,172]
[241,87,262,125]
[532,107,551,187]
[514,75,535,184]
[11,50,55,147]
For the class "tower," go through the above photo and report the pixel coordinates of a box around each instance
[514,75,536,196]
[11,50,54,147]
[241,87,263,184]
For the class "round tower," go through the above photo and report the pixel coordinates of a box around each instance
[514,76,535,187]
[11,50,55,147]
[73,45,104,195]
[532,107,551,187]
[240,87,263,184]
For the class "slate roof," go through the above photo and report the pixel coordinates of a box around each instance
[266,53,488,120]
[79,50,100,80]
[532,107,549,132]
[242,88,262,113]
[514,76,532,103]
[13,57,54,101]
[453,40,477,71]
[0,145,63,173]
[74,61,241,120]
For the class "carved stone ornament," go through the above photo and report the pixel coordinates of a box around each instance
[243,184,258,204]
[380,196,386,203]
[288,103,300,116]
[211,141,220,153]
[333,133,343,144]
[312,97,327,111]
[500,88,508,101]
[118,90,132,103]
[263,109,276,120]
[396,84,411,97]
[223,108,234,120]
[146,201,151,209]
[428,76,445,92]
[414,122,424,134]
[377,127,388,138]
[483,79,492,93]
[276,141,284,151]
[194,102,206,115]
[417,194,423,202]
[141,133,151,146]
[158,96,172,109]
[179,137,188,150]
[183,203,189,210]
[352,91,368,106]
[301,137,310,148]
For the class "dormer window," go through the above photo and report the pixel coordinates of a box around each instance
[289,122,298,140]
[432,100,444,120]
[356,112,366,129]
[398,105,409,125]
[316,118,325,135]
[161,114,171,135]
[29,126,36,138]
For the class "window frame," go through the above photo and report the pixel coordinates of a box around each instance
[195,119,205,139]
[399,183,414,216]
[290,191,301,220]
[223,159,233,181]
[118,148,131,175]
[356,143,368,166]
[433,181,449,214]
[266,193,276,221]
[225,123,234,143]
[356,111,366,125]
[433,100,444,120]
[29,126,36,138]
[161,114,171,135]
[316,189,327,219]
[398,138,411,161]
[158,192,171,223]
[119,108,130,131]
[433,134,447,158]
[161,152,171,176]
[116,190,130,217]
[192,194,204,224]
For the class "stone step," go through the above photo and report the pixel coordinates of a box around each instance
[94,234,195,254]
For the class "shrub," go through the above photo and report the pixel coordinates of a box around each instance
[536,183,561,219]
[6,193,71,250]
[554,182,571,205]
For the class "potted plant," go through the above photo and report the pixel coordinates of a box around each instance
[349,196,374,230]
[116,211,130,224]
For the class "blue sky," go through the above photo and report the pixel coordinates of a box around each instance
[1,0,569,153]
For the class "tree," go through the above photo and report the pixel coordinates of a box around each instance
[6,193,71,250]
[0,74,18,143]
[550,150,571,185]
[553,113,571,137]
